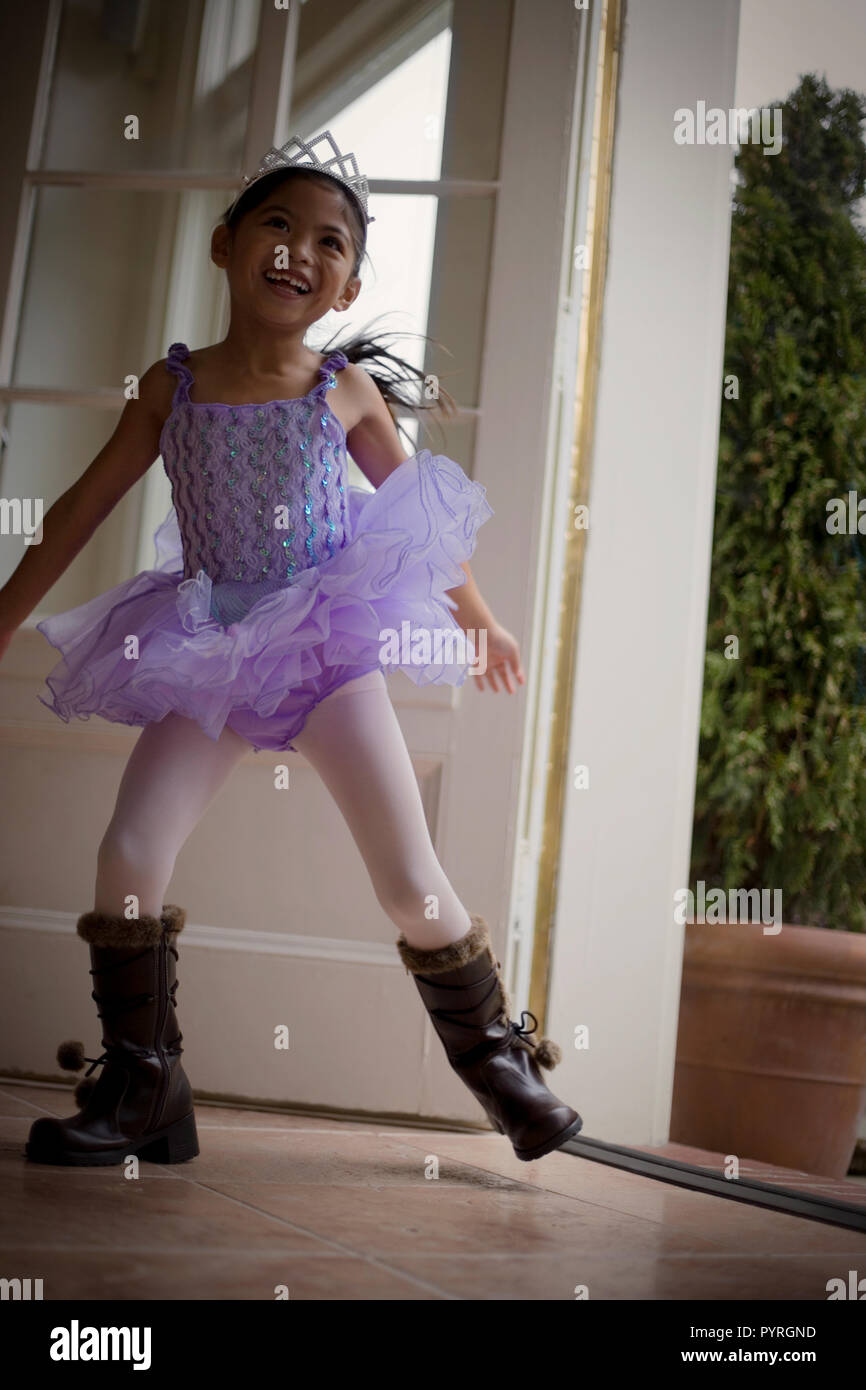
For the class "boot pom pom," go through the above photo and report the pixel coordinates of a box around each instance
[74,1077,96,1108]
[534,1037,562,1070]
[57,1040,86,1072]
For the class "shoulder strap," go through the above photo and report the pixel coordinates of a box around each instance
[314,350,349,396]
[165,342,194,403]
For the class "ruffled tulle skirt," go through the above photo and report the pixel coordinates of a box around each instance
[35,450,494,752]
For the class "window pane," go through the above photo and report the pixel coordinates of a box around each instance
[309,192,439,374]
[303,30,451,182]
[12,187,229,390]
[290,0,511,182]
[41,0,261,171]
[307,191,493,424]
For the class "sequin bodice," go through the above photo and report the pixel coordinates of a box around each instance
[159,342,350,585]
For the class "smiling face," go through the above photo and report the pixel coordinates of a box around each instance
[211,173,363,328]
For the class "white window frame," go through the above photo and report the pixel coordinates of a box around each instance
[0,0,498,588]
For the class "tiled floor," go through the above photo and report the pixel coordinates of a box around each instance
[1,1080,864,1300]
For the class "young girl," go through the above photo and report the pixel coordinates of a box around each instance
[0,130,582,1167]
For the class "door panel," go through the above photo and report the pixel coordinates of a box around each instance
[0,0,589,1130]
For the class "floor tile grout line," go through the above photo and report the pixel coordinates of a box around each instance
[10,1165,861,1256]
[1,1108,864,1197]
[5,1085,865,1191]
[11,1124,855,1247]
[6,1161,862,1254]
[360,1131,759,1234]
[5,1084,859,1247]
[488,1172,863,1248]
[1,1124,861,1204]
[378,1134,866,1227]
[0,1245,859,1261]
[165,1172,460,1301]
[0,1091,69,1118]
[0,1246,382,1257]
[535,1166,866,1239]
[375,1141,863,1248]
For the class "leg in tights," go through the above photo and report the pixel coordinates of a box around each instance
[291,672,473,949]
[94,713,249,918]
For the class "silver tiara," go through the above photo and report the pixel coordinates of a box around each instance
[228,129,374,225]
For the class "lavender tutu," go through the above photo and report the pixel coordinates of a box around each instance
[35,344,494,753]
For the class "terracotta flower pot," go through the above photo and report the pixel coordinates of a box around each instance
[670,921,866,1179]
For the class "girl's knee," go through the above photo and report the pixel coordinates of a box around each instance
[374,871,446,930]
[97,824,170,881]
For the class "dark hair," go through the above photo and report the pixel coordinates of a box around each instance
[317,320,459,452]
[220,167,459,450]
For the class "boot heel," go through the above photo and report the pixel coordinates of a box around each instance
[138,1112,199,1164]
[513,1112,584,1162]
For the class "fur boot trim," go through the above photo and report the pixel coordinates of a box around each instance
[76,903,186,947]
[534,1037,562,1070]
[395,914,563,1071]
[397,913,516,1021]
[160,904,186,935]
[395,913,491,975]
[56,1040,99,1105]
[57,1040,86,1072]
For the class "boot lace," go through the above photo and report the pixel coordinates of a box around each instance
[511,1010,540,1043]
[81,944,182,1079]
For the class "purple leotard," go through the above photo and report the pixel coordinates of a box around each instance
[36,342,493,752]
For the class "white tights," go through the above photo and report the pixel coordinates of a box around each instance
[94,671,474,949]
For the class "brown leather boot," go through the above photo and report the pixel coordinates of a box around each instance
[26,904,199,1166]
[397,914,582,1161]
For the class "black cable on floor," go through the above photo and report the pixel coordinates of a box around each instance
[561,1134,866,1233]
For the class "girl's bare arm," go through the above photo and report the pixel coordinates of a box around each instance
[0,361,173,639]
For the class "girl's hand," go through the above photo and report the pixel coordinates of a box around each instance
[472,621,526,694]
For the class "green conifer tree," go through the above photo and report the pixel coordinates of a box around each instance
[690,74,866,930]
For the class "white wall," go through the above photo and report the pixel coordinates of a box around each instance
[736,0,866,109]
[547,0,742,1145]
